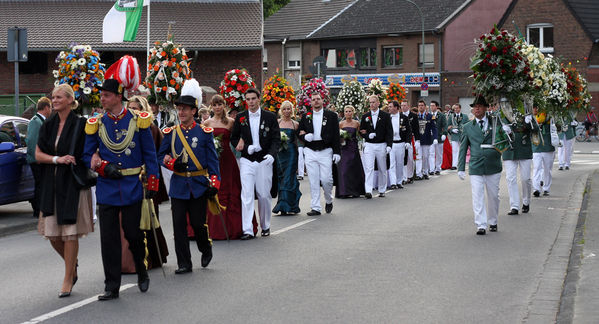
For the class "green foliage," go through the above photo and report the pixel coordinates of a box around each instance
[263,0,290,18]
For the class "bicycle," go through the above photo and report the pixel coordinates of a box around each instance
[575,122,599,142]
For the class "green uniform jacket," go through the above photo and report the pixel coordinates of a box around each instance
[432,111,447,141]
[447,112,469,142]
[558,116,576,140]
[502,119,539,160]
[25,114,44,164]
[533,122,555,153]
[458,117,503,175]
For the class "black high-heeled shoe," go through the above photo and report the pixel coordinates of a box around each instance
[72,261,78,286]
[59,289,72,298]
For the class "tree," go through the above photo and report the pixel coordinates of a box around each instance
[263,0,290,18]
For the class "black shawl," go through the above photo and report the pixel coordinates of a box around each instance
[37,111,86,225]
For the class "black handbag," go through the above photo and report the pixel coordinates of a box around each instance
[70,117,97,189]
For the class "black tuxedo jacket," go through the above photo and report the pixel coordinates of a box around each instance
[298,109,341,155]
[231,109,281,162]
[359,110,393,147]
[407,111,420,141]
[391,112,412,143]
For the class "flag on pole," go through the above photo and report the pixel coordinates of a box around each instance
[103,0,149,43]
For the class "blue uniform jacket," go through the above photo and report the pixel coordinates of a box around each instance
[418,113,438,145]
[157,124,220,200]
[83,109,160,206]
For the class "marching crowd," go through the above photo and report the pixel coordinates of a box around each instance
[23,75,579,301]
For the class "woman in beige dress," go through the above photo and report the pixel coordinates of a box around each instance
[36,84,94,298]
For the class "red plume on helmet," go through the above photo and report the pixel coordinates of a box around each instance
[104,55,141,93]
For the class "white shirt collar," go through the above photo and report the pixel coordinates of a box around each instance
[371,109,379,115]
[312,108,323,115]
[249,109,261,117]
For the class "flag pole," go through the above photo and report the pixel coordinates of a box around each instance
[146,0,151,78]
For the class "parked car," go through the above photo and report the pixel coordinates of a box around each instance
[0,115,34,205]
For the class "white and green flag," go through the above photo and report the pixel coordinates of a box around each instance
[103,0,149,43]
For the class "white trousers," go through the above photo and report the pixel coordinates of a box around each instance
[451,140,460,168]
[558,138,574,167]
[240,157,273,234]
[404,142,414,181]
[533,152,554,192]
[504,159,532,210]
[304,147,333,212]
[470,172,501,229]
[297,146,305,177]
[363,142,387,193]
[418,144,431,176]
[429,142,443,172]
[389,143,406,186]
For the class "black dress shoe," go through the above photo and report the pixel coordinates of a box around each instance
[261,228,270,237]
[175,267,192,274]
[565,166,570,170]
[476,228,486,235]
[98,290,119,301]
[325,203,333,213]
[414,176,422,181]
[397,184,404,189]
[307,210,321,216]
[507,209,519,215]
[402,180,407,185]
[423,175,429,180]
[558,166,564,170]
[378,193,385,198]
[489,224,497,232]
[201,251,213,267]
[365,193,372,199]
[435,171,440,175]
[533,190,540,197]
[522,204,530,213]
[543,191,549,196]
[389,184,397,190]
[240,234,254,240]
[540,181,544,186]
[408,178,414,184]
[429,172,435,176]
[138,274,149,292]
[450,167,457,170]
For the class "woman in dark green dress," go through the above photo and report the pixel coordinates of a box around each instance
[272,101,301,215]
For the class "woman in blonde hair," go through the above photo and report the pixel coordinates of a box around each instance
[36,84,94,298]
[203,94,249,239]
[272,100,301,215]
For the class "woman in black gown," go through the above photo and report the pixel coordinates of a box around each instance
[336,105,365,198]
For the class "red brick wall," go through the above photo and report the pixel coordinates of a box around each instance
[264,43,282,81]
[0,51,56,95]
[441,71,474,106]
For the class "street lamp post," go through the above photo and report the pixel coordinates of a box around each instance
[403,0,426,82]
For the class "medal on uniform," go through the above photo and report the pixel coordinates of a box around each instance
[323,118,327,126]
[129,141,136,149]
[191,137,198,148]
[115,130,122,141]
[125,148,132,156]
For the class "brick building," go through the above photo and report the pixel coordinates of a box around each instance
[0,0,263,115]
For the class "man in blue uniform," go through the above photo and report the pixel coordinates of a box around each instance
[83,79,160,300]
[416,100,438,180]
[158,79,220,274]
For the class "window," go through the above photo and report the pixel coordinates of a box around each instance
[263,48,268,70]
[419,44,434,66]
[0,122,17,144]
[14,120,28,147]
[322,48,355,68]
[383,46,403,67]
[286,47,301,69]
[19,52,48,74]
[360,48,376,68]
[527,24,554,53]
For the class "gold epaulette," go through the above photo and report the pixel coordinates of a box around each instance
[136,111,153,129]
[85,115,102,135]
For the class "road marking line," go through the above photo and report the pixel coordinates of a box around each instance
[592,151,599,154]
[574,150,581,153]
[271,219,316,235]
[21,284,136,324]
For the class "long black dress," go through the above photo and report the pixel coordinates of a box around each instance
[335,127,365,197]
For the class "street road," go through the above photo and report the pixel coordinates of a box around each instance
[1,154,598,323]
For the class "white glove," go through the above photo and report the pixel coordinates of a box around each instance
[451,128,458,134]
[263,154,274,165]
[332,154,341,164]
[571,120,578,126]
[248,144,261,155]
[433,139,438,145]
[415,140,421,149]
[441,134,446,141]
[502,125,512,135]
[525,115,533,124]
[368,133,376,139]
[386,146,392,154]
[304,133,314,142]
[458,171,466,180]
[405,142,411,149]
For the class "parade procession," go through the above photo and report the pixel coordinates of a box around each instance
[1,0,599,323]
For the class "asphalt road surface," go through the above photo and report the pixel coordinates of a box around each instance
[1,154,598,324]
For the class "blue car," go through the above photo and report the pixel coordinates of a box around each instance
[0,115,34,205]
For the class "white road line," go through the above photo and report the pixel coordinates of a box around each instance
[271,219,316,235]
[574,150,581,153]
[21,284,136,324]
[592,151,599,154]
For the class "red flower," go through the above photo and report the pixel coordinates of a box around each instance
[491,46,498,52]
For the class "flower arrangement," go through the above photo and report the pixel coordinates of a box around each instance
[542,56,570,117]
[366,79,387,107]
[145,39,191,106]
[564,65,592,113]
[339,129,351,146]
[521,44,551,107]
[386,82,407,103]
[297,78,330,111]
[261,74,296,113]
[213,134,223,157]
[219,69,256,113]
[279,131,289,151]
[470,26,532,103]
[53,44,105,110]
[336,80,367,114]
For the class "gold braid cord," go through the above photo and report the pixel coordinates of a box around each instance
[170,126,188,163]
[98,117,137,153]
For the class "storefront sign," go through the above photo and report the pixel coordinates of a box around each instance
[325,72,440,88]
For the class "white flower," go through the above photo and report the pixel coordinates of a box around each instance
[79,72,86,79]
[83,87,92,94]
[157,72,165,80]
[54,80,60,87]
[180,61,187,67]
[84,45,92,51]
[80,81,86,88]
[161,60,168,67]
[167,87,177,95]
[77,58,86,65]
[53,70,59,78]
[181,48,186,56]
[176,77,183,83]
[59,52,66,59]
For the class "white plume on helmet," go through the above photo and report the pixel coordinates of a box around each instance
[180,78,202,107]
